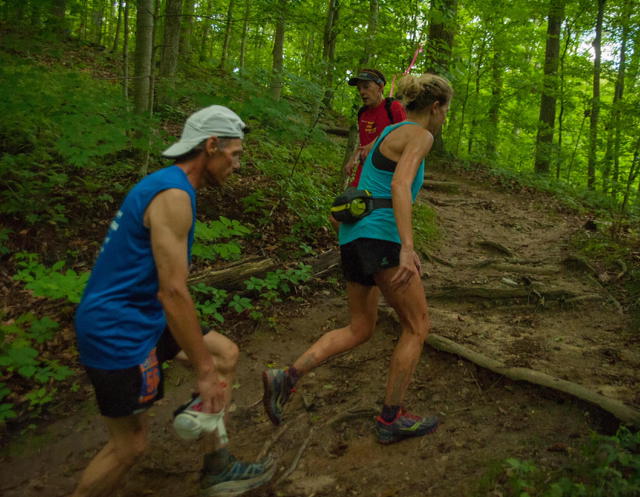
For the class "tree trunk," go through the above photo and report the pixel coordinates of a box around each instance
[179,0,195,63]
[111,0,123,53]
[322,0,340,109]
[424,0,458,76]
[238,0,251,71]
[48,0,67,35]
[603,0,630,198]
[622,137,640,213]
[468,33,487,156]
[270,2,286,100]
[486,28,503,161]
[587,0,605,190]
[534,0,565,175]
[123,0,130,99]
[159,0,182,101]
[557,18,575,179]
[220,0,235,70]
[133,0,155,114]
[359,0,378,68]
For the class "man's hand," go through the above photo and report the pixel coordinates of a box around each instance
[390,246,422,290]
[197,372,226,413]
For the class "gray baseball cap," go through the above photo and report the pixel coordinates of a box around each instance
[162,105,247,158]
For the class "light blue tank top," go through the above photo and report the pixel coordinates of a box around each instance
[75,166,196,369]
[339,122,425,245]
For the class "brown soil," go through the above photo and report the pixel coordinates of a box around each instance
[1,167,636,497]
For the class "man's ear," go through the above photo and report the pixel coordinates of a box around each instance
[206,136,219,155]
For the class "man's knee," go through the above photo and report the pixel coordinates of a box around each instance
[111,430,148,467]
[350,319,376,345]
[208,336,239,374]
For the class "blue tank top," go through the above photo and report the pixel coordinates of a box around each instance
[339,122,425,245]
[75,166,197,369]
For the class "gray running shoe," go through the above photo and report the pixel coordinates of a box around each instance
[200,453,275,497]
[262,369,293,425]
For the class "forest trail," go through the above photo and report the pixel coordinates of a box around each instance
[1,166,638,497]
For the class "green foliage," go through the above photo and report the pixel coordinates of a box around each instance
[413,203,440,249]
[192,217,252,262]
[191,284,229,325]
[476,427,640,497]
[0,227,11,256]
[0,313,73,421]
[13,253,89,303]
[244,264,312,303]
[0,52,159,225]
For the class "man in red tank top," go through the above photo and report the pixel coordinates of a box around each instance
[344,69,406,187]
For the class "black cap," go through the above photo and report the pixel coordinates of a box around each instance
[348,70,385,86]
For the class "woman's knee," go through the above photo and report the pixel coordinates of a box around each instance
[349,318,376,345]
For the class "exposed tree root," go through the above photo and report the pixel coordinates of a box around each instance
[422,180,461,193]
[380,307,639,425]
[426,285,591,302]
[476,240,514,256]
[425,333,640,426]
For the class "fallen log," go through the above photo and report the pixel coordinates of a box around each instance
[188,257,277,289]
[188,249,341,290]
[380,307,640,426]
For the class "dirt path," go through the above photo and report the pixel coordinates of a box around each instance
[1,167,636,497]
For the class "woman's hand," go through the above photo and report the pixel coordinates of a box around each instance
[390,246,422,290]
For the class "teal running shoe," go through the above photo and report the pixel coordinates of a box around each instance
[200,452,276,497]
[375,409,438,444]
[262,369,293,425]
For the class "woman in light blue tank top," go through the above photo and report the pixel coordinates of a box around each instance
[262,74,454,444]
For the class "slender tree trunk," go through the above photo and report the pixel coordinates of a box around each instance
[134,0,155,114]
[322,0,339,109]
[455,29,477,156]
[557,19,575,179]
[534,0,565,175]
[123,0,130,99]
[238,0,250,71]
[486,28,503,161]
[587,0,605,190]
[622,137,640,213]
[270,1,286,100]
[603,0,630,198]
[159,0,182,101]
[468,33,487,156]
[359,0,378,68]
[179,0,195,63]
[112,0,123,53]
[220,0,235,70]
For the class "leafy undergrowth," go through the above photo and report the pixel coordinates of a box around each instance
[475,427,640,497]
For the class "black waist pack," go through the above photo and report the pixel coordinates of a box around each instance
[330,187,393,223]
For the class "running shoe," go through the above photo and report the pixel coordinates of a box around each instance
[375,409,439,444]
[262,369,293,425]
[173,396,227,443]
[200,453,276,497]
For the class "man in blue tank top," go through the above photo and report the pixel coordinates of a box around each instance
[70,106,274,497]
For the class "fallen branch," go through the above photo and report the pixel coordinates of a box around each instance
[476,262,560,275]
[420,249,454,267]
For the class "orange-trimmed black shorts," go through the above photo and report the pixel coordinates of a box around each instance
[85,326,206,418]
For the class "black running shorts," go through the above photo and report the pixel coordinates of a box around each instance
[340,237,400,286]
[85,326,207,418]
